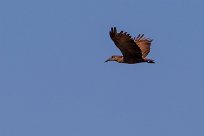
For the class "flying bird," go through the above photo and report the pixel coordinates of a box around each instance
[105,27,155,64]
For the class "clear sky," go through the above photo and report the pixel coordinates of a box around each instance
[0,0,203,136]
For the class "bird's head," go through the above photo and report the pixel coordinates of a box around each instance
[105,55,123,63]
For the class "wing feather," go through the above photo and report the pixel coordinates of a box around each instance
[109,27,142,61]
[134,34,153,58]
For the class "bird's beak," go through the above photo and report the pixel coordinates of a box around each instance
[104,58,111,63]
[104,59,109,63]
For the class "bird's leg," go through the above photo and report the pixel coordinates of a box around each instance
[144,58,155,63]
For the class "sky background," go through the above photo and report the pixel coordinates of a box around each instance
[0,0,203,136]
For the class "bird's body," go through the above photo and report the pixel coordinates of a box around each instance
[105,27,155,64]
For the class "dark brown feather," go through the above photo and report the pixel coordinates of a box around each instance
[109,27,142,62]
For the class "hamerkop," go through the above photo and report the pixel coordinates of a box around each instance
[105,27,155,64]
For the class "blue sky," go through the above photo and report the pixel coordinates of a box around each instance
[0,0,203,136]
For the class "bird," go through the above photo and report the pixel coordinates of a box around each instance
[105,27,155,64]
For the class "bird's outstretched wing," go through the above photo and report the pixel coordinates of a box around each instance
[134,34,152,58]
[109,27,142,61]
